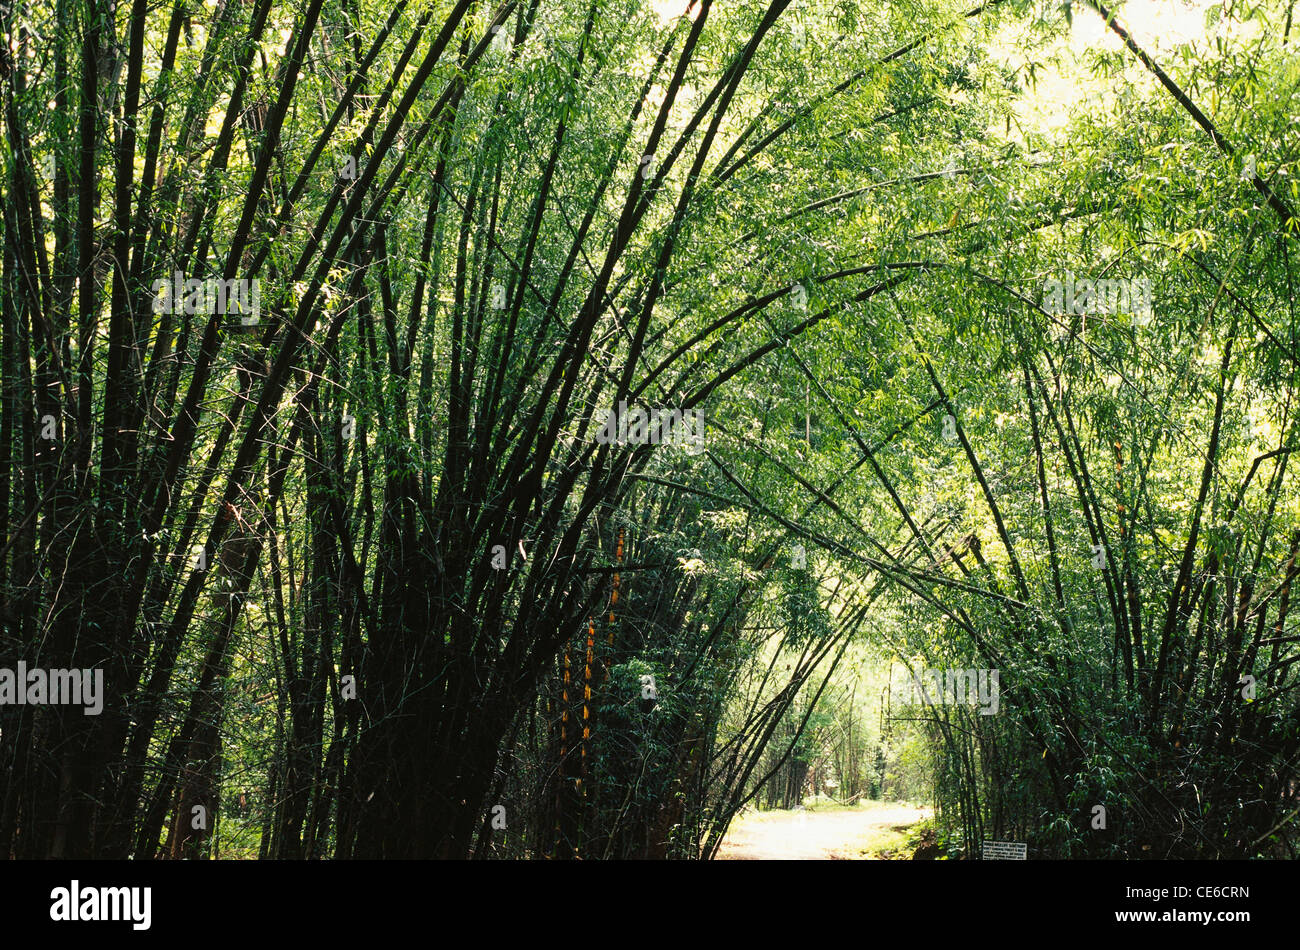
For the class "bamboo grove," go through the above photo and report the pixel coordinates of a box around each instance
[2,0,1299,859]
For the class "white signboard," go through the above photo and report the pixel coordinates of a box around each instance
[982,840,1027,860]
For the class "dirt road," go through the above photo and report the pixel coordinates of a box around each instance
[716,803,932,860]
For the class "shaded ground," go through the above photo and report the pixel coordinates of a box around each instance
[716,801,932,860]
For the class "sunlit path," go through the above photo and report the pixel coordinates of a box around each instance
[717,803,932,860]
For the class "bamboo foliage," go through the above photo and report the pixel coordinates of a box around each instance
[1,0,1298,861]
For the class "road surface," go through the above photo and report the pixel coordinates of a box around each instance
[716,803,931,860]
